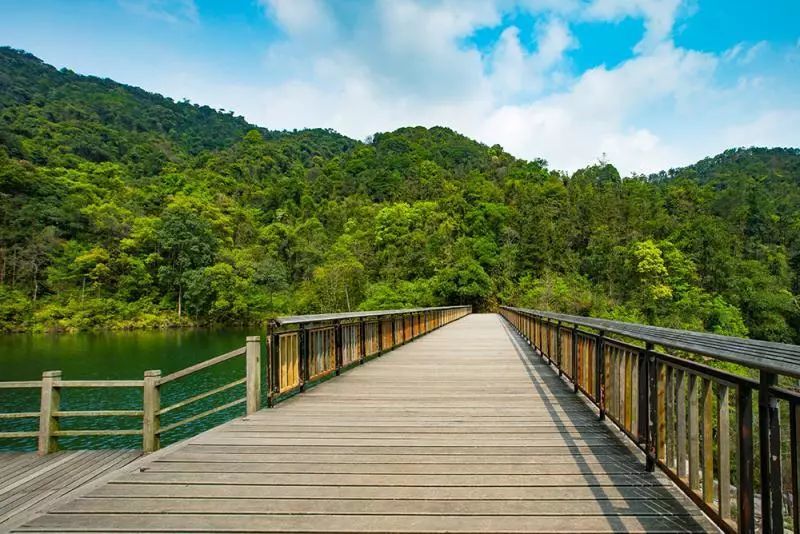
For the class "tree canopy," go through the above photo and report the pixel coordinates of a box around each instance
[1,47,799,342]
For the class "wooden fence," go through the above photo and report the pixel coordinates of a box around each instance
[267,306,471,402]
[0,337,261,454]
[0,305,471,455]
[501,305,800,534]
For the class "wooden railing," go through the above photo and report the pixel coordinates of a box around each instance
[267,306,471,402]
[0,337,261,454]
[1,305,471,455]
[501,306,800,534]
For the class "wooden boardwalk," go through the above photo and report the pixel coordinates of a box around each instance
[11,314,714,532]
[0,450,141,532]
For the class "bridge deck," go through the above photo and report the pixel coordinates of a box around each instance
[13,314,714,533]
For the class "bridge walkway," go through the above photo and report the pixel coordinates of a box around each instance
[13,314,714,533]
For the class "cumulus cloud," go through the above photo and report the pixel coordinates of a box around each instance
[163,0,798,176]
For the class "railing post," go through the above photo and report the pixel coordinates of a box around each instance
[299,325,308,389]
[637,348,648,447]
[334,320,343,375]
[758,371,782,533]
[597,330,605,421]
[645,343,656,472]
[737,383,755,533]
[37,370,61,455]
[378,318,383,353]
[544,319,551,363]
[264,333,272,407]
[571,327,579,394]
[268,329,279,405]
[556,321,562,377]
[359,318,366,364]
[142,369,161,453]
[246,336,261,415]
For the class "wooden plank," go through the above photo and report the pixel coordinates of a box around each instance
[58,497,707,516]
[94,482,697,501]
[18,513,713,532]
[143,461,643,475]
[0,450,140,530]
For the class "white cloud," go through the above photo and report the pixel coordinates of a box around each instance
[582,0,683,52]
[131,0,798,176]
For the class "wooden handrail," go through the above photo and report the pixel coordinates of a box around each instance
[1,306,471,457]
[0,338,261,455]
[158,346,246,385]
[267,306,471,402]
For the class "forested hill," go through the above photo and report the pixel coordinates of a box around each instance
[1,47,799,344]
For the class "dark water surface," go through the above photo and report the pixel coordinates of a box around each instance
[0,327,265,451]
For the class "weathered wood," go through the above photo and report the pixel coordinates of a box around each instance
[717,384,731,520]
[37,371,60,455]
[0,450,141,530]
[246,336,261,415]
[701,378,714,504]
[158,377,245,416]
[13,314,713,533]
[156,397,245,435]
[688,373,700,491]
[0,382,41,389]
[676,369,687,480]
[142,370,161,453]
[51,410,142,417]
[158,346,245,385]
[657,362,666,461]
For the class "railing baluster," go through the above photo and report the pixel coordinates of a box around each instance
[718,384,731,521]
[688,373,700,491]
[702,378,714,505]
[676,369,687,480]
[666,366,675,470]
[646,345,657,471]
[736,383,754,533]
[657,362,667,462]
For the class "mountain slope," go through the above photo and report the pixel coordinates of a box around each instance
[0,47,798,343]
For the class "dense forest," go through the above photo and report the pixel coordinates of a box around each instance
[1,47,799,342]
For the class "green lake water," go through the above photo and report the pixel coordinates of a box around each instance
[0,327,266,451]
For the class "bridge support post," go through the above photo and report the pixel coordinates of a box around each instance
[246,336,261,415]
[37,370,61,455]
[142,370,161,453]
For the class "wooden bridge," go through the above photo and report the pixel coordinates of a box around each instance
[3,306,800,532]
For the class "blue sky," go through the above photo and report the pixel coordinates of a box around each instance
[1,0,798,174]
